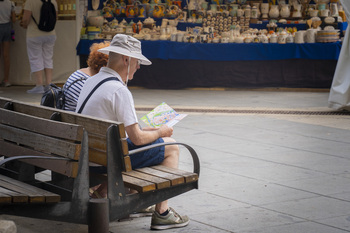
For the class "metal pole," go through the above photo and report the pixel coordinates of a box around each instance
[88,199,109,233]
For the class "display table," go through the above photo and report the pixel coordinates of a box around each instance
[77,39,341,89]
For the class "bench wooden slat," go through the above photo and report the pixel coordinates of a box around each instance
[0,179,45,203]
[89,138,131,172]
[123,170,170,189]
[151,165,199,183]
[0,125,81,160]
[0,108,84,141]
[1,98,131,171]
[0,175,60,203]
[0,98,126,138]
[136,167,185,186]
[0,187,28,203]
[0,140,79,177]
[122,174,156,193]
[0,188,14,203]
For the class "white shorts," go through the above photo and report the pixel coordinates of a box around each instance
[26,35,56,73]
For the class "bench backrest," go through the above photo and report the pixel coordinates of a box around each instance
[0,97,132,177]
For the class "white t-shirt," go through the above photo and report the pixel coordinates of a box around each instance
[76,67,138,127]
[23,0,57,38]
[0,0,14,24]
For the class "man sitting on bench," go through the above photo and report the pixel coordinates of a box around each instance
[75,34,189,230]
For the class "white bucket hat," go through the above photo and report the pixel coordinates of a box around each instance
[98,34,151,65]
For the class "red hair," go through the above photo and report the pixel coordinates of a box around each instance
[87,41,110,73]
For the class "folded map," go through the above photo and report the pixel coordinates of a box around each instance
[141,102,187,127]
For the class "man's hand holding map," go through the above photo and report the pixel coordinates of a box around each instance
[141,102,187,127]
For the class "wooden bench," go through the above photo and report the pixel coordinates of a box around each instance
[0,97,200,232]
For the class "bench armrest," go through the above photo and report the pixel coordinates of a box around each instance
[128,142,200,176]
[0,155,71,166]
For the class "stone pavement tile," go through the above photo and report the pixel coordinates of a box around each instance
[0,215,87,233]
[131,89,330,109]
[262,196,350,222]
[190,205,304,233]
[228,162,327,183]
[316,215,350,232]
[239,221,350,233]
[202,179,317,206]
[195,167,259,192]
[247,149,350,174]
[330,191,350,201]
[281,175,350,197]
[169,191,250,216]
[109,216,230,233]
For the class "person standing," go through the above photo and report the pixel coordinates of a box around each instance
[20,0,58,94]
[0,0,16,87]
[328,0,350,111]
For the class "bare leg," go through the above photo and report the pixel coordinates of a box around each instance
[33,70,44,86]
[2,41,10,83]
[44,68,53,85]
[155,137,179,214]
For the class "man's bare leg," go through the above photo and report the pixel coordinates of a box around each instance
[155,137,179,214]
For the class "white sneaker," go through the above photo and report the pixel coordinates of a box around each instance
[1,81,11,87]
[151,207,190,230]
[27,85,45,94]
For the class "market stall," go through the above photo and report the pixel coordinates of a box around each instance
[75,0,346,89]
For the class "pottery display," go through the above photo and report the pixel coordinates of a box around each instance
[82,0,345,45]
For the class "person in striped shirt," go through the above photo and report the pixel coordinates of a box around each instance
[63,41,110,111]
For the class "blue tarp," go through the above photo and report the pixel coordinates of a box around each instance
[77,39,342,61]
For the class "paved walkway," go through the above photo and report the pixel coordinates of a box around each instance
[1,86,350,233]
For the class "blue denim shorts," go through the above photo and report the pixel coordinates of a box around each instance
[89,138,165,174]
[0,23,11,42]
[127,138,165,169]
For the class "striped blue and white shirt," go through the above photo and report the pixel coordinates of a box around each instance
[63,70,90,112]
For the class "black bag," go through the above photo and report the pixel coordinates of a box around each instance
[41,78,87,109]
[41,83,65,109]
[31,0,56,32]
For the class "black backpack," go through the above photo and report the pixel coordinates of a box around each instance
[31,0,56,32]
[41,78,87,109]
[40,83,65,109]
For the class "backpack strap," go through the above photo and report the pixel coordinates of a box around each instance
[63,76,88,93]
[31,15,38,26]
[77,77,121,114]
[31,0,45,26]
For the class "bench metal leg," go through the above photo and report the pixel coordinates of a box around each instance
[88,199,109,233]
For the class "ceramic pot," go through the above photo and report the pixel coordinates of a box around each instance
[87,16,104,27]
[320,9,330,17]
[280,4,290,18]
[305,29,317,43]
[269,34,278,43]
[292,2,302,18]
[277,32,287,44]
[294,31,305,43]
[269,5,279,18]
[261,3,269,19]
[330,3,339,16]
